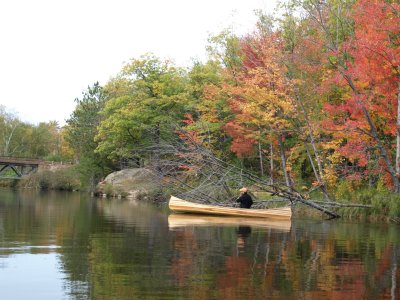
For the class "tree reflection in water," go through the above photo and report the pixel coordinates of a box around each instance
[169,218,400,299]
[0,191,399,299]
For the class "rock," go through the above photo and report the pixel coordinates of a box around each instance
[98,168,160,200]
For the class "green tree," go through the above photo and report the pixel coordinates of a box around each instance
[0,105,68,160]
[66,82,111,188]
[184,60,232,154]
[28,121,60,158]
[96,54,191,165]
[0,106,23,156]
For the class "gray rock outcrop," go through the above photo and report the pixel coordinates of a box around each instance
[98,168,160,200]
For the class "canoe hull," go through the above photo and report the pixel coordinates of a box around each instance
[169,196,292,220]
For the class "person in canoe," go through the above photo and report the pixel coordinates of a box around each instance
[236,187,253,209]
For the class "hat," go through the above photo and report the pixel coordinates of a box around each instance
[239,187,248,193]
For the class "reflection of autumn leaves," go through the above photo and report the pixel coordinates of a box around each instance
[169,227,399,299]
[283,237,398,300]
[170,230,215,299]
[330,262,366,300]
[216,255,257,300]
[169,228,258,299]
[170,231,197,286]
[170,227,266,299]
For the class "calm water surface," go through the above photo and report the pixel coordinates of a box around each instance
[0,189,399,299]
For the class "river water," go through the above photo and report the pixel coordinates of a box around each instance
[0,189,399,299]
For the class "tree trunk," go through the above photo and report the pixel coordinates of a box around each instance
[3,123,18,156]
[154,122,161,172]
[396,81,400,185]
[258,141,264,177]
[278,134,293,191]
[304,142,319,182]
[270,142,274,185]
[362,101,399,192]
[295,94,325,179]
[295,92,331,200]
[305,141,331,200]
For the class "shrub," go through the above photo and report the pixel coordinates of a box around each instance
[18,167,81,191]
[51,169,80,191]
[38,170,53,189]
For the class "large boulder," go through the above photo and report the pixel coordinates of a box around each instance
[98,168,160,200]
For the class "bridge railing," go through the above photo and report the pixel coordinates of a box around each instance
[0,156,44,166]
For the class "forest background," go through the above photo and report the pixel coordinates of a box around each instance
[1,0,400,220]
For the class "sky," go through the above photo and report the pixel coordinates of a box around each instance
[0,0,277,126]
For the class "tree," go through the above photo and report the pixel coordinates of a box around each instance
[279,3,336,198]
[28,121,60,158]
[183,60,234,157]
[96,54,191,166]
[66,82,110,187]
[0,105,68,159]
[306,0,400,192]
[343,0,400,190]
[0,106,22,156]
[207,29,298,188]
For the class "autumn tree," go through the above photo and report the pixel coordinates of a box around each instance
[185,60,234,158]
[207,29,298,188]
[278,4,337,198]
[293,0,400,192]
[340,0,400,191]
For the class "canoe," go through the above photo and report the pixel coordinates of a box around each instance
[168,214,291,232]
[169,196,292,220]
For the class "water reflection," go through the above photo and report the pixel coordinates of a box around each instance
[96,197,169,229]
[0,189,399,299]
[168,214,291,232]
[236,225,251,251]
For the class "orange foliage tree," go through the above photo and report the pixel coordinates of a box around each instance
[217,31,297,188]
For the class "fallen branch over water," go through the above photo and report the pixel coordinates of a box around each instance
[310,201,373,208]
[131,125,375,219]
[258,199,373,209]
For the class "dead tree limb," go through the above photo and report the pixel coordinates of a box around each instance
[310,201,373,208]
[133,124,342,218]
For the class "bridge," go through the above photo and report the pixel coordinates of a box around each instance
[0,156,43,179]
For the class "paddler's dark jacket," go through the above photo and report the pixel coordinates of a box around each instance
[236,192,253,209]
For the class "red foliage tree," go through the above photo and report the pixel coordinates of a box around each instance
[323,0,400,190]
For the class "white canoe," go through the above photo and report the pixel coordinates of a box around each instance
[169,196,292,220]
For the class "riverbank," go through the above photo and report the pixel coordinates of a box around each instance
[0,167,80,191]
[1,167,400,223]
[255,188,400,223]
[0,167,163,201]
